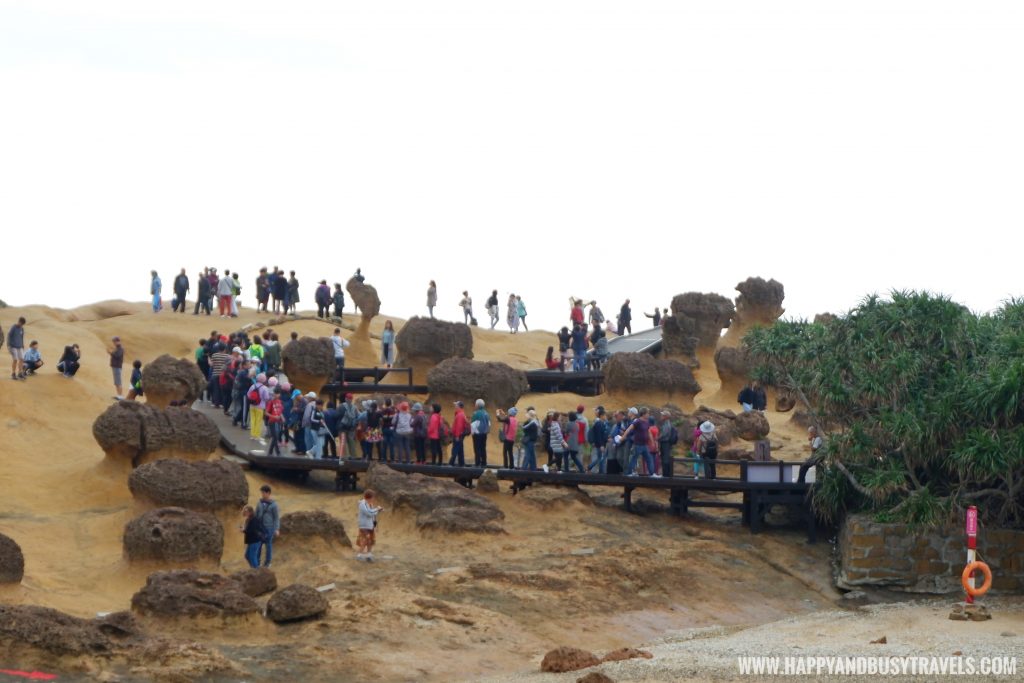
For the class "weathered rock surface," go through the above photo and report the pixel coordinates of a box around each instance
[814,312,837,325]
[128,459,248,511]
[732,410,771,441]
[266,584,330,623]
[346,277,381,321]
[366,463,505,533]
[427,358,529,413]
[282,336,334,393]
[734,277,785,327]
[517,485,592,509]
[604,354,700,400]
[131,570,260,619]
[577,673,615,683]
[0,605,143,656]
[662,292,734,361]
[123,507,224,563]
[278,510,352,547]
[229,567,278,597]
[395,317,474,365]
[476,468,499,493]
[714,346,750,395]
[0,532,25,583]
[775,393,796,412]
[601,647,653,663]
[92,401,220,467]
[141,354,207,408]
[541,646,601,673]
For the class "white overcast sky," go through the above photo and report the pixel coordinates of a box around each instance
[1,1,1021,331]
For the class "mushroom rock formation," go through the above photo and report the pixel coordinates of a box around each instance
[92,401,220,467]
[732,410,771,441]
[0,533,25,583]
[141,354,207,408]
[277,511,352,548]
[128,459,248,513]
[662,292,735,363]
[123,507,224,564]
[346,277,381,323]
[229,567,278,597]
[427,358,529,413]
[603,354,701,407]
[266,584,330,623]
[540,646,601,673]
[365,463,505,533]
[281,336,335,394]
[395,317,473,366]
[130,570,260,621]
[814,312,837,325]
[714,346,751,398]
[721,277,785,346]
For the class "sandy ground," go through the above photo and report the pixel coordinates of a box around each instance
[0,301,957,682]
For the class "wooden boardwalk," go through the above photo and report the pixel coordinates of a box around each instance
[196,402,817,541]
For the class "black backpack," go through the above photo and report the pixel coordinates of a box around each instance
[703,437,718,459]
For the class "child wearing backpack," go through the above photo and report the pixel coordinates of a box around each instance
[126,360,144,401]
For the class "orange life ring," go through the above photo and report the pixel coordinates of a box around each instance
[961,561,992,597]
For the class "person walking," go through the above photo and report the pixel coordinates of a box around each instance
[618,407,657,477]
[548,411,567,473]
[570,324,588,372]
[486,290,499,329]
[308,398,329,459]
[7,317,26,380]
[287,271,300,315]
[427,280,437,318]
[332,283,346,318]
[240,505,264,569]
[255,268,270,313]
[216,272,234,317]
[254,484,281,568]
[271,268,287,314]
[658,411,677,477]
[229,272,242,317]
[150,271,162,313]
[459,291,474,325]
[265,387,285,456]
[618,299,632,335]
[588,301,605,328]
[394,401,413,463]
[427,403,444,465]
[173,269,189,313]
[194,271,212,315]
[315,280,331,319]
[248,374,271,442]
[126,360,144,400]
[108,336,125,399]
[356,490,383,561]
[507,294,520,333]
[449,401,468,466]
[470,399,490,467]
[516,295,528,331]
[563,411,585,473]
[411,402,428,464]
[587,406,609,473]
[697,421,718,480]
[570,298,585,327]
[380,320,396,368]
[330,328,350,381]
[337,392,358,458]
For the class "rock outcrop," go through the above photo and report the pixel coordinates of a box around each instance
[714,346,750,397]
[128,459,248,512]
[721,277,785,346]
[0,532,25,583]
[427,358,529,412]
[517,485,592,509]
[278,511,352,548]
[814,312,837,325]
[476,469,499,493]
[229,567,278,597]
[775,393,796,412]
[541,646,601,673]
[92,401,220,467]
[0,605,143,658]
[123,507,224,563]
[266,584,330,623]
[131,570,260,619]
[395,317,473,365]
[366,463,505,533]
[346,277,381,321]
[141,354,207,408]
[662,292,734,362]
[281,336,334,393]
[603,354,700,402]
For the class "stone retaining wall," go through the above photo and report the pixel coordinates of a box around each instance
[838,513,1024,593]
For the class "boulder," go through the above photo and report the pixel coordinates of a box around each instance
[734,277,785,327]
[229,567,278,597]
[0,604,145,657]
[366,463,505,533]
[92,401,220,467]
[517,485,592,509]
[278,510,352,547]
[123,507,224,563]
[266,584,330,623]
[346,277,381,321]
[662,292,734,362]
[0,532,25,583]
[476,469,499,493]
[603,354,700,401]
[128,459,248,512]
[578,674,615,683]
[395,317,474,365]
[775,393,796,412]
[281,336,335,393]
[141,354,207,408]
[131,570,260,619]
[427,358,529,413]
[714,346,750,395]
[601,648,653,663]
[541,646,601,673]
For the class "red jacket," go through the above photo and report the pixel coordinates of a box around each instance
[266,398,284,423]
[570,306,584,325]
[452,409,468,439]
[428,412,442,439]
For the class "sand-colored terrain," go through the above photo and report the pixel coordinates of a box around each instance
[1,302,1014,681]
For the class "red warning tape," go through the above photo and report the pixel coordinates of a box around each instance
[0,671,58,681]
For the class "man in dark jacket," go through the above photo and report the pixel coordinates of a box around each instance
[172,269,189,313]
[194,271,212,315]
[618,299,632,335]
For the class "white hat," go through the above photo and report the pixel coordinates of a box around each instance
[232,346,243,354]
[628,407,638,416]
[305,391,317,399]
[699,421,716,435]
